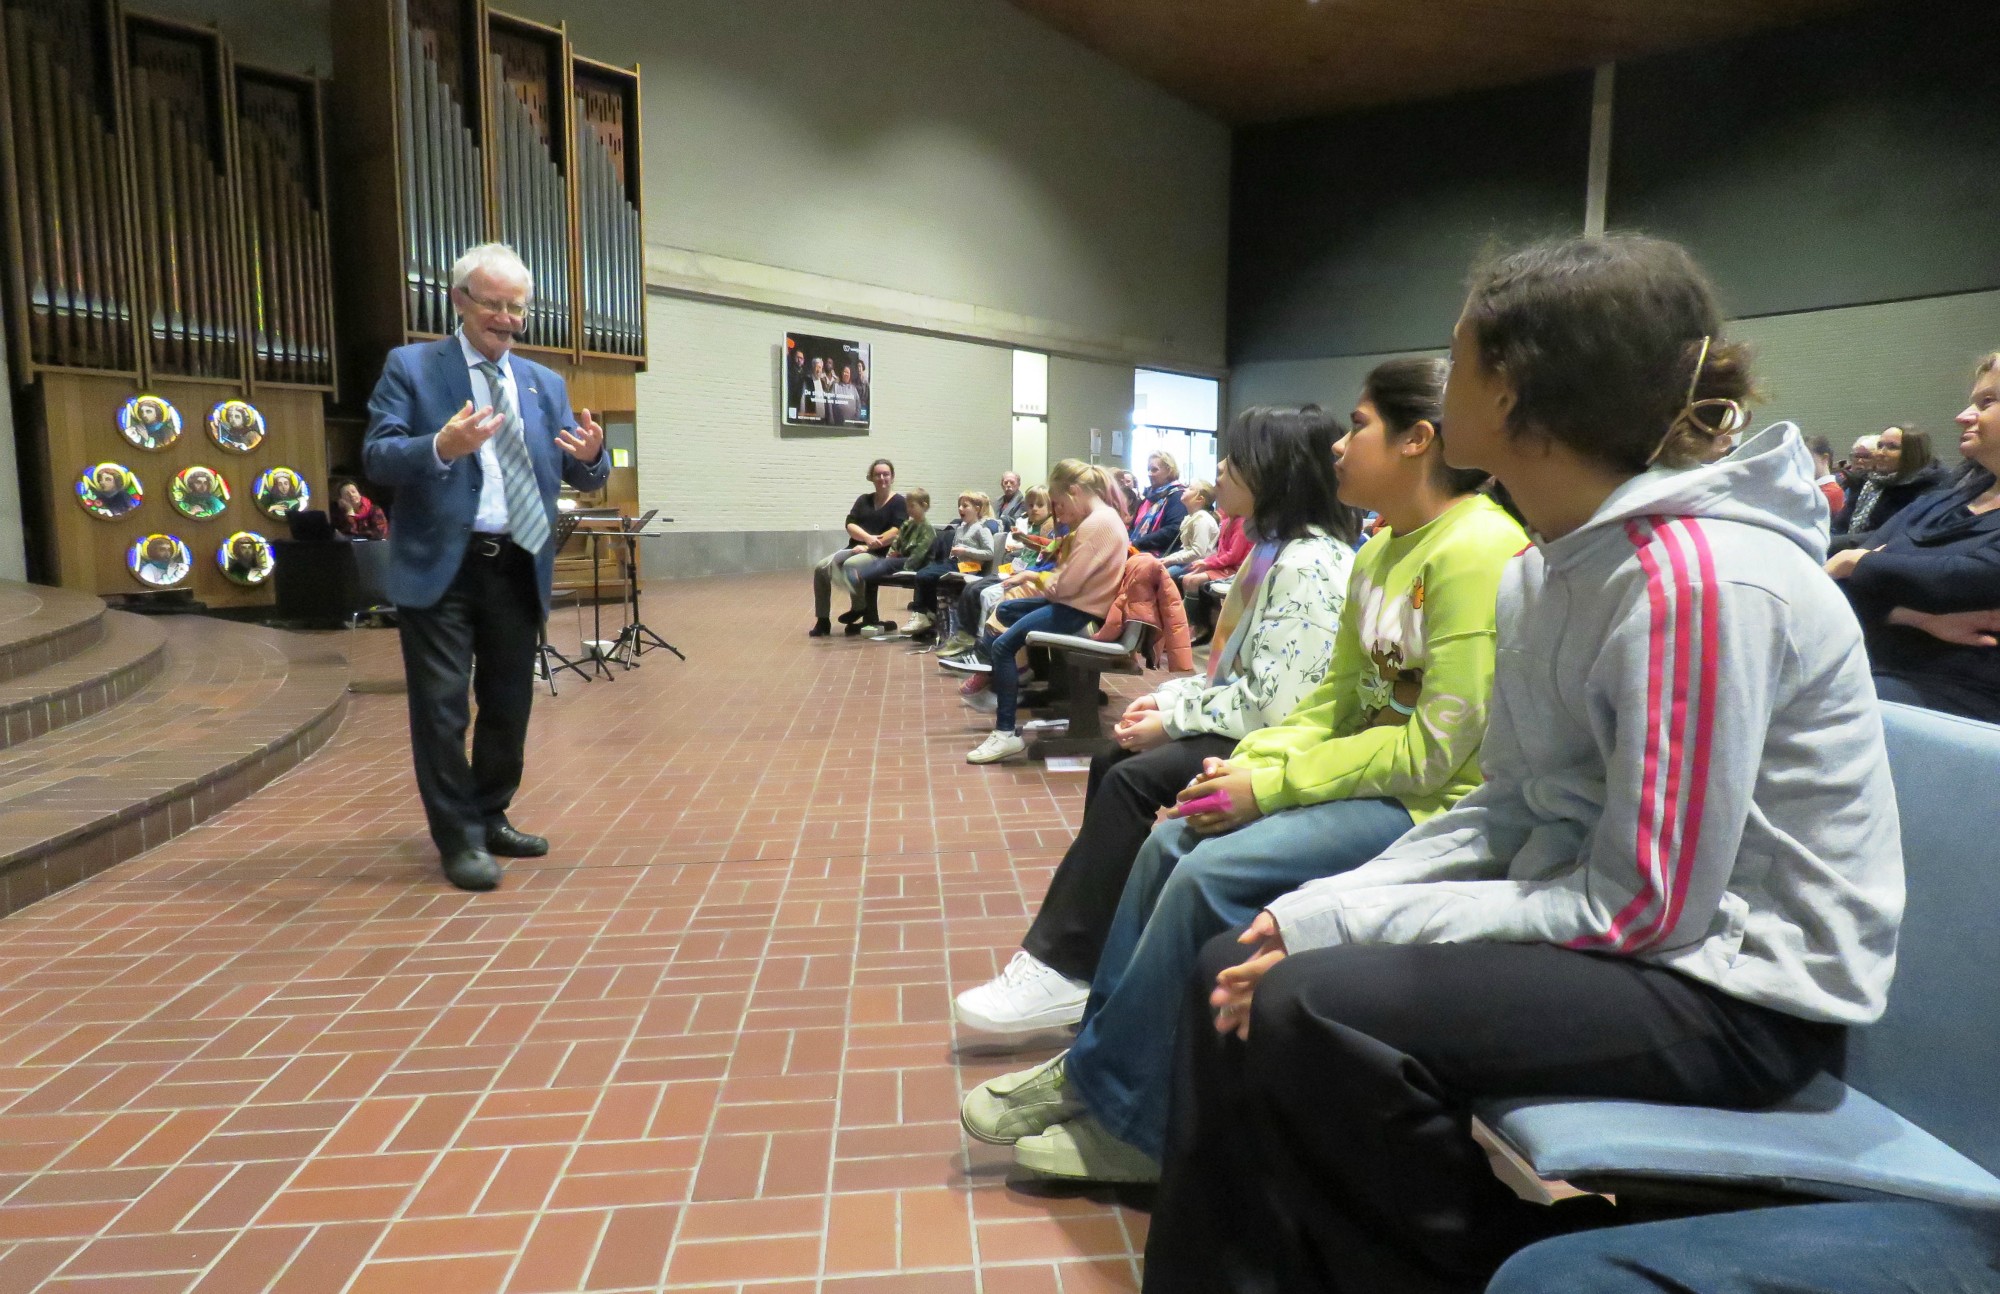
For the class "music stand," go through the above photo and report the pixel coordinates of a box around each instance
[537,513,599,694]
[607,510,685,667]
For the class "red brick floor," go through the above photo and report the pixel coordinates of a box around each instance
[0,573,1162,1293]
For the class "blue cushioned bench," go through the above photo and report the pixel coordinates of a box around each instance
[1476,701,2000,1209]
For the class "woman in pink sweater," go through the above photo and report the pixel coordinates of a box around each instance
[966,459,1130,764]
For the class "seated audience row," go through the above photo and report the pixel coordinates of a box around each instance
[956,400,1366,1026]
[950,234,1909,1294]
[1829,353,2000,723]
[962,357,1529,1179]
[1832,422,1944,545]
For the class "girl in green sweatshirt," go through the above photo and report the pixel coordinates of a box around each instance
[960,358,1528,1182]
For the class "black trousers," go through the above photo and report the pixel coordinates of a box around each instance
[1874,670,2000,725]
[955,576,1001,636]
[1145,936,1843,1294]
[395,539,542,855]
[1023,735,1239,981]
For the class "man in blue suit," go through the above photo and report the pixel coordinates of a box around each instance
[363,243,611,891]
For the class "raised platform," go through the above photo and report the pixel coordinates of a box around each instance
[0,581,349,916]
[0,580,107,683]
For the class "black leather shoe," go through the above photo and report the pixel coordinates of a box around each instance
[843,623,864,637]
[442,848,501,891]
[837,610,864,625]
[808,619,831,638]
[486,823,549,857]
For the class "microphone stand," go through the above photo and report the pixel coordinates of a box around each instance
[536,513,597,694]
[609,509,684,666]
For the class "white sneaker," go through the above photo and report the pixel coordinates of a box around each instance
[905,612,934,634]
[940,654,992,674]
[961,689,998,713]
[966,730,1026,764]
[956,951,1090,1033]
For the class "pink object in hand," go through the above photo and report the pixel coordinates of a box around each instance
[1178,788,1234,817]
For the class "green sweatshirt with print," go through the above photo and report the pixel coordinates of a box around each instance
[1232,493,1527,821]
[891,515,936,562]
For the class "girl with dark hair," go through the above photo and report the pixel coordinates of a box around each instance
[956,404,1362,1034]
[1832,423,1947,545]
[960,362,1528,1184]
[1830,352,2000,722]
[1146,234,1902,1294]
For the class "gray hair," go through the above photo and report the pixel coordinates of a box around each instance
[450,243,533,296]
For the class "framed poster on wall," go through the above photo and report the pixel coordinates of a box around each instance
[783,333,871,429]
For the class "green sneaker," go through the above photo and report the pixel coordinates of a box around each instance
[1013,1114,1160,1184]
[960,1053,1083,1145]
[936,631,976,658]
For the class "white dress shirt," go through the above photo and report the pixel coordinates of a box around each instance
[433,330,520,535]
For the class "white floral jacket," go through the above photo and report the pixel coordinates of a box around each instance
[1152,531,1353,741]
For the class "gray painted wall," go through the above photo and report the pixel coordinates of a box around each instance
[1229,349,1447,419]
[1609,0,2000,319]
[1049,356,1136,468]
[1229,74,1590,363]
[1735,291,2000,450]
[1227,0,2000,460]
[1232,293,2000,458]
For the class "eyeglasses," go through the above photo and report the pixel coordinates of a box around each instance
[457,287,531,317]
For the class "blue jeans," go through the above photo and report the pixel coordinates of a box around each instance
[982,597,1090,732]
[906,560,957,619]
[1064,795,1415,1159]
[1489,1201,2000,1293]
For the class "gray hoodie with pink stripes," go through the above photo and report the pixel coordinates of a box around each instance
[1265,422,1905,1025]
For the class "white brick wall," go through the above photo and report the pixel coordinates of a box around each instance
[635,294,1016,533]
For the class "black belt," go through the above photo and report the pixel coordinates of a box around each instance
[467,534,512,559]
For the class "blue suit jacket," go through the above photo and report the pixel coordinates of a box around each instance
[362,337,612,613]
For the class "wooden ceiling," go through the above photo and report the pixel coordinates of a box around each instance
[1007,0,1869,123]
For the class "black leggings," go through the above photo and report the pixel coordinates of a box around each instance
[1145,937,1842,1294]
[1022,735,1238,981]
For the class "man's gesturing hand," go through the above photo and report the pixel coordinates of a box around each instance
[436,401,504,461]
[557,408,605,462]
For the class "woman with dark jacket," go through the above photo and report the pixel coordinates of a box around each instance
[1830,355,2000,723]
[1831,424,1946,548]
[1129,451,1190,555]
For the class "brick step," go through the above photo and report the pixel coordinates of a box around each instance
[0,611,168,749]
[0,616,349,914]
[0,581,105,684]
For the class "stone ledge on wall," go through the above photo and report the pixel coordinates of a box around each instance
[646,244,1225,376]
[638,530,847,582]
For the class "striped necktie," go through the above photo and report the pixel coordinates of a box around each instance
[474,359,551,557]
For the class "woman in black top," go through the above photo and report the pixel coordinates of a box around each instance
[1829,355,2000,722]
[810,458,907,636]
[1831,424,1947,548]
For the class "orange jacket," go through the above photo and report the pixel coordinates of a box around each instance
[1093,553,1194,672]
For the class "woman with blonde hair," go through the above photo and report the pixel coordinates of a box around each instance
[964,460,1129,764]
[1130,450,1189,555]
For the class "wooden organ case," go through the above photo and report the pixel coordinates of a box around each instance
[329,0,645,434]
[0,0,645,606]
